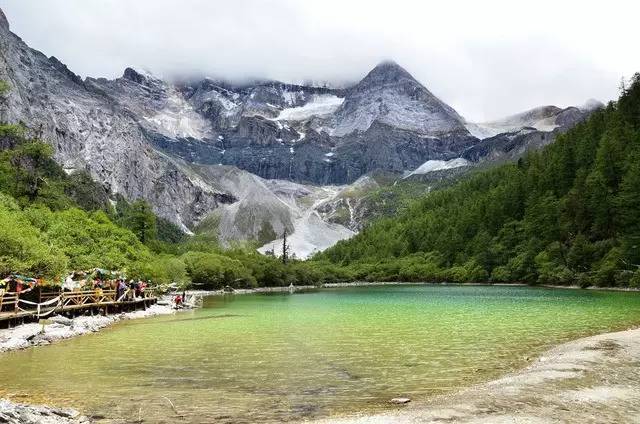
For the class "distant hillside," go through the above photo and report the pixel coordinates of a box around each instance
[317,74,640,288]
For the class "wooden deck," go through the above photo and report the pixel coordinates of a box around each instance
[0,288,157,327]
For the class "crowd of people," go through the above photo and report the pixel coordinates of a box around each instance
[60,269,153,302]
[90,278,149,300]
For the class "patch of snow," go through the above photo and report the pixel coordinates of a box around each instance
[144,91,210,139]
[466,106,567,139]
[275,95,344,122]
[217,135,224,141]
[465,120,558,139]
[196,86,240,117]
[404,157,469,178]
[282,89,306,106]
[325,152,335,157]
[289,147,295,154]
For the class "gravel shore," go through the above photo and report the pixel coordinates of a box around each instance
[0,399,90,424]
[309,326,640,423]
[0,303,177,423]
[0,303,175,353]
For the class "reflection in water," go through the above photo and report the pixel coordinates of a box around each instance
[1,285,640,423]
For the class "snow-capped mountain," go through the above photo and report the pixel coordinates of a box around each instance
[465,103,602,139]
[327,61,469,137]
[143,61,477,186]
[0,7,602,256]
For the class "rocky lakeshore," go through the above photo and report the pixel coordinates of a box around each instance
[0,303,179,423]
[310,326,640,423]
[0,399,90,424]
[0,304,175,353]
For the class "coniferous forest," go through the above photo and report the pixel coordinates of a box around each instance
[2,75,640,288]
[316,74,640,287]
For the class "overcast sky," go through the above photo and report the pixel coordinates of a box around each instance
[2,0,638,121]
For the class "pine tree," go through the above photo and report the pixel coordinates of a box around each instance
[282,229,289,264]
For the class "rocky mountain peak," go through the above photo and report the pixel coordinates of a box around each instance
[328,60,469,137]
[0,8,9,32]
[49,56,84,87]
[123,67,155,85]
[357,60,416,88]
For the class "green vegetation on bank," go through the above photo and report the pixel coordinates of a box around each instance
[0,119,326,288]
[317,74,640,288]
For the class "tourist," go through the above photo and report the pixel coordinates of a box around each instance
[116,279,127,301]
[174,294,182,307]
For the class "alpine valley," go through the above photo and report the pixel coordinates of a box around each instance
[0,9,601,258]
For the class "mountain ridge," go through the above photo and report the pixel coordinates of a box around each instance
[0,7,601,256]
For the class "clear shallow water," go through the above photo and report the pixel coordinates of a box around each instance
[2,285,640,423]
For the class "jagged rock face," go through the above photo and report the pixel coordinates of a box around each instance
[96,61,479,186]
[328,61,470,137]
[189,165,360,258]
[462,128,552,163]
[465,104,599,139]
[0,18,232,229]
[461,105,596,163]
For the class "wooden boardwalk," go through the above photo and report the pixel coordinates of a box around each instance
[0,289,157,328]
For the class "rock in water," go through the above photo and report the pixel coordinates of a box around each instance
[50,315,74,326]
[390,397,411,404]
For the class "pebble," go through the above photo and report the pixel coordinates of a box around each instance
[390,397,411,404]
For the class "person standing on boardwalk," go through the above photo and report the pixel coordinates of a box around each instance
[116,279,126,301]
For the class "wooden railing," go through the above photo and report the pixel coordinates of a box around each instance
[0,287,157,319]
[0,292,18,313]
[60,289,117,309]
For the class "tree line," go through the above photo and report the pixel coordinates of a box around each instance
[315,74,640,288]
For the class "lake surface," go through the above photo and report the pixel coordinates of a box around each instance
[2,285,640,423]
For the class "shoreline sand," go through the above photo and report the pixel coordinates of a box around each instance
[309,325,640,423]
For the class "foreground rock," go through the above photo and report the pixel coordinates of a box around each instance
[311,327,640,423]
[0,399,89,424]
[0,304,174,353]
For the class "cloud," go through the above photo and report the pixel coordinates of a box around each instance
[2,0,637,120]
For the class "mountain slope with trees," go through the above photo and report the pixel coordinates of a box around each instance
[316,75,640,287]
[0,109,328,288]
